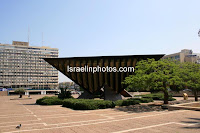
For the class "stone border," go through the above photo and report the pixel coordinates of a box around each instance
[168,102,200,111]
[10,97,32,100]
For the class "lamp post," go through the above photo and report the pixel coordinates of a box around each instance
[198,29,200,37]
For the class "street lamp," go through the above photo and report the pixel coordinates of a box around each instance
[198,29,200,37]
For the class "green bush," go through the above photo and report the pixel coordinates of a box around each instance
[115,97,153,106]
[134,98,154,103]
[36,96,63,105]
[36,96,153,109]
[139,93,176,101]
[62,99,115,110]
[115,100,123,106]
[58,88,73,99]
[121,99,140,106]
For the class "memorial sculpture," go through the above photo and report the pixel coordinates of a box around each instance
[44,55,164,101]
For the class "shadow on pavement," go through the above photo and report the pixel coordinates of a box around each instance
[182,117,200,129]
[114,104,165,113]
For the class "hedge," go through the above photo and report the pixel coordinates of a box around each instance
[36,96,153,109]
[36,96,63,105]
[115,98,153,106]
[138,93,176,101]
[62,99,115,110]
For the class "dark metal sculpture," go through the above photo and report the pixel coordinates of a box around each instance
[44,54,164,100]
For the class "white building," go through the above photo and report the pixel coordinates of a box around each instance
[0,41,58,89]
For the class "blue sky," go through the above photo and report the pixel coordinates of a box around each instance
[1,0,200,82]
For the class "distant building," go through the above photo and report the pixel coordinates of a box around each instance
[59,82,72,89]
[163,49,200,64]
[0,41,59,89]
[59,82,80,90]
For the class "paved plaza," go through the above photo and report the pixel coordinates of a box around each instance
[0,95,199,133]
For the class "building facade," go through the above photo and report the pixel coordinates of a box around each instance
[163,49,200,64]
[0,41,58,89]
[59,82,80,90]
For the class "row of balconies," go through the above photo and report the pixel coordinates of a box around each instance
[0,68,57,72]
[0,76,58,78]
[0,62,52,66]
[0,74,58,77]
[0,55,58,59]
[0,72,57,75]
[0,54,57,57]
[0,51,58,54]
[0,75,58,77]
[0,83,58,86]
[0,53,58,56]
[0,68,55,71]
[0,65,54,68]
[0,62,51,65]
[0,59,45,61]
[0,67,56,70]
[0,65,53,67]
[1,49,58,52]
[0,80,58,82]
[0,72,58,76]
[0,77,58,79]
[0,59,50,62]
[0,57,52,60]
[0,46,58,51]
[0,72,58,77]
[0,70,57,72]
[0,56,58,60]
[0,79,58,82]
[0,81,58,83]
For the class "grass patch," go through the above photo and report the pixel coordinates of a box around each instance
[115,98,153,106]
[138,93,176,101]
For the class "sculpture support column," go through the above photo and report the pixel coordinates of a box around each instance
[78,91,94,99]
[104,85,123,101]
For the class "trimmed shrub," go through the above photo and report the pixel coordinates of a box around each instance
[121,99,140,106]
[115,97,153,106]
[115,98,153,106]
[62,99,115,110]
[36,96,153,109]
[36,96,63,105]
[115,100,124,106]
[139,93,176,101]
[58,88,73,99]
[133,98,154,103]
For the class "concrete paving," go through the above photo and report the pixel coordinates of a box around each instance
[0,95,199,133]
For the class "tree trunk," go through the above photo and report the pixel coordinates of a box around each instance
[19,94,22,98]
[194,90,198,101]
[163,91,169,104]
[163,82,169,104]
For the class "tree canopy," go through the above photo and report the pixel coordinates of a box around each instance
[14,88,25,98]
[123,58,200,104]
[178,62,200,101]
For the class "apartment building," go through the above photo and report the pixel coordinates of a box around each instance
[59,82,80,90]
[0,41,58,89]
[163,49,200,64]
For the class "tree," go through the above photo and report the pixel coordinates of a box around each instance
[58,86,72,99]
[14,88,25,98]
[178,62,200,101]
[123,58,183,104]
